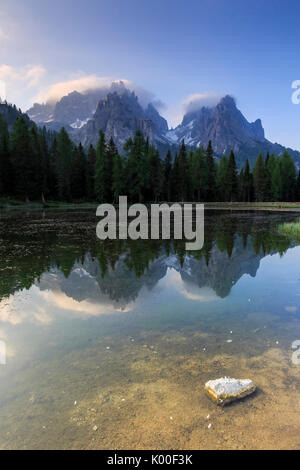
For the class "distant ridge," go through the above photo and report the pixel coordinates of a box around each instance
[25,85,300,168]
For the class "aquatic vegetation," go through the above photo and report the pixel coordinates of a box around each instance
[278,218,300,238]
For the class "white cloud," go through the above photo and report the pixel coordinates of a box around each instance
[182,92,223,114]
[24,65,46,86]
[165,92,226,128]
[33,73,165,109]
[0,64,46,88]
[34,74,119,103]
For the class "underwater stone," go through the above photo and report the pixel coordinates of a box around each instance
[205,377,256,406]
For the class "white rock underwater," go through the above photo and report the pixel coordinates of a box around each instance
[205,377,256,406]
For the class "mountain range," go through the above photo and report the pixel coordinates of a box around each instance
[3,80,298,168]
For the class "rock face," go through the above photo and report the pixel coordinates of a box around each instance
[76,90,160,150]
[168,95,265,152]
[165,95,300,167]
[26,102,54,123]
[205,377,256,406]
[27,82,169,153]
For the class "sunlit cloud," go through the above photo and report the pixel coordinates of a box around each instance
[0,64,46,88]
[33,73,165,110]
[182,92,224,114]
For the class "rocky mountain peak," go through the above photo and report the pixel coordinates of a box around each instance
[165,94,268,160]
[75,90,157,150]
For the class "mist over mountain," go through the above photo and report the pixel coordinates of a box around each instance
[25,83,300,167]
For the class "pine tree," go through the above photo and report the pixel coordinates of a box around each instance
[29,125,43,200]
[253,153,266,202]
[48,138,59,199]
[296,170,300,201]
[271,157,282,201]
[178,141,188,201]
[194,147,209,201]
[225,151,238,201]
[106,137,118,202]
[86,144,96,200]
[164,149,172,201]
[216,155,229,201]
[56,127,73,201]
[125,131,148,202]
[112,146,124,203]
[10,118,35,200]
[71,143,86,200]
[0,114,11,195]
[205,140,216,201]
[241,158,253,202]
[281,150,296,201]
[94,130,108,202]
[39,132,50,199]
[171,153,180,201]
[149,147,163,202]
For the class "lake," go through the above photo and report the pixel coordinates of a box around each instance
[0,209,299,450]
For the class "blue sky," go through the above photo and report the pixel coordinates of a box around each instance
[1,0,300,148]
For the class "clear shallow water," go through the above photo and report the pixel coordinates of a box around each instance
[0,210,300,449]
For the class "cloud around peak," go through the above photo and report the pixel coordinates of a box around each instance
[182,92,224,114]
[34,74,165,110]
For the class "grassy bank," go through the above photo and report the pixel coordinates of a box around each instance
[278,218,300,238]
[205,202,300,209]
[2,198,300,211]
[0,198,99,210]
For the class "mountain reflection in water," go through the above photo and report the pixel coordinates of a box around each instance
[0,210,297,310]
[1,210,300,450]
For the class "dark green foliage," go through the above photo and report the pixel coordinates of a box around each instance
[225,151,238,202]
[253,153,265,202]
[216,155,229,201]
[240,159,253,202]
[86,145,96,200]
[177,141,188,201]
[0,110,298,204]
[125,131,149,203]
[10,118,36,200]
[164,149,172,201]
[56,127,73,201]
[94,131,108,203]
[206,140,217,201]
[0,114,11,195]
[271,158,282,201]
[149,146,163,202]
[112,146,124,203]
[296,170,300,201]
[71,143,86,200]
[281,150,296,201]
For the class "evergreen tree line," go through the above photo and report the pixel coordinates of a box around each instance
[1,115,300,202]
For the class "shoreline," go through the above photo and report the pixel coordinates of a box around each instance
[2,201,300,212]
